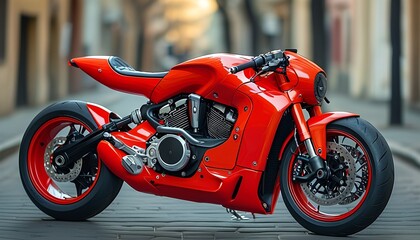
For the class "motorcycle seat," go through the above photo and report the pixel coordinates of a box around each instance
[109,56,168,78]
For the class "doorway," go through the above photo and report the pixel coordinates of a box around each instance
[16,15,37,107]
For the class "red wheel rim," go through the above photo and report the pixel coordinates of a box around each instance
[27,117,101,205]
[288,129,372,222]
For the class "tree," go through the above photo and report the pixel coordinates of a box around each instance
[390,0,402,125]
[216,0,232,52]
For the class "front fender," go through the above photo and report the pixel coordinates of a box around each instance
[308,112,359,159]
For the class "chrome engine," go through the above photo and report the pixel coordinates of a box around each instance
[146,134,191,172]
[143,94,237,174]
[207,103,236,139]
[158,94,237,139]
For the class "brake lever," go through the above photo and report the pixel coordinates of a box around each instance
[263,57,287,73]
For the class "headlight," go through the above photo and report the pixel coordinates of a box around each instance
[314,73,327,103]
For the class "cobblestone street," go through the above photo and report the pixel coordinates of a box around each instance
[0,89,419,239]
[0,151,419,239]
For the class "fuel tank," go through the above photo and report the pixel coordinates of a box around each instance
[150,54,254,105]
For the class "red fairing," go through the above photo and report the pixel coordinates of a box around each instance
[286,52,325,105]
[97,122,268,214]
[70,56,161,98]
[151,54,253,104]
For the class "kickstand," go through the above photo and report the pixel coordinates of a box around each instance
[226,208,256,221]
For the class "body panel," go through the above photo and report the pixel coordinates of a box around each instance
[286,52,325,105]
[235,83,292,171]
[151,54,252,105]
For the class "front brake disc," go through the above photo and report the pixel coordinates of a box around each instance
[301,142,356,206]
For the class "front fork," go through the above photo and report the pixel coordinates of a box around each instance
[291,104,328,181]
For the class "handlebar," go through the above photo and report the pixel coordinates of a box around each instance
[229,50,286,74]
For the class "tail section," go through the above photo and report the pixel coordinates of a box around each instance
[69,56,164,98]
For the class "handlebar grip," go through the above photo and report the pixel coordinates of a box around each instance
[229,50,285,74]
[229,60,257,74]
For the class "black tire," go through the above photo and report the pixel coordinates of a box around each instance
[19,101,123,220]
[280,117,394,236]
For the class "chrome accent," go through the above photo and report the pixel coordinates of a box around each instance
[294,128,302,154]
[146,136,159,169]
[161,100,189,129]
[207,105,235,139]
[225,109,236,123]
[226,208,255,221]
[155,134,191,172]
[122,155,144,175]
[104,132,145,175]
[188,94,201,132]
[54,155,66,166]
[131,108,142,124]
[304,139,317,158]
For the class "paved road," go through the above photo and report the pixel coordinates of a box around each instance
[1,92,419,239]
[0,150,419,239]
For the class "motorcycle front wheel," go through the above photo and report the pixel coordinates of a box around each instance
[19,101,123,220]
[280,117,394,236]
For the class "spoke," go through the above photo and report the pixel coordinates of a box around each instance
[356,162,367,172]
[68,124,77,136]
[317,205,320,213]
[79,125,87,135]
[310,179,319,192]
[75,181,83,197]
[356,153,365,164]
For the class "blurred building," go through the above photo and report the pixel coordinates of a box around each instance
[0,0,72,115]
[0,0,419,116]
[0,0,139,116]
[323,0,420,108]
[250,0,420,109]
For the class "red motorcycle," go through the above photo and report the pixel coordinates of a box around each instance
[19,49,394,236]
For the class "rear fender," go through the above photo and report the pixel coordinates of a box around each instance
[85,102,119,128]
[307,112,359,159]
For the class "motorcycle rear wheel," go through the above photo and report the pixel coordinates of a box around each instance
[280,117,394,236]
[19,101,123,220]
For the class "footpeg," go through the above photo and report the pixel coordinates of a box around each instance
[122,155,143,175]
[226,208,256,221]
[103,132,145,175]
